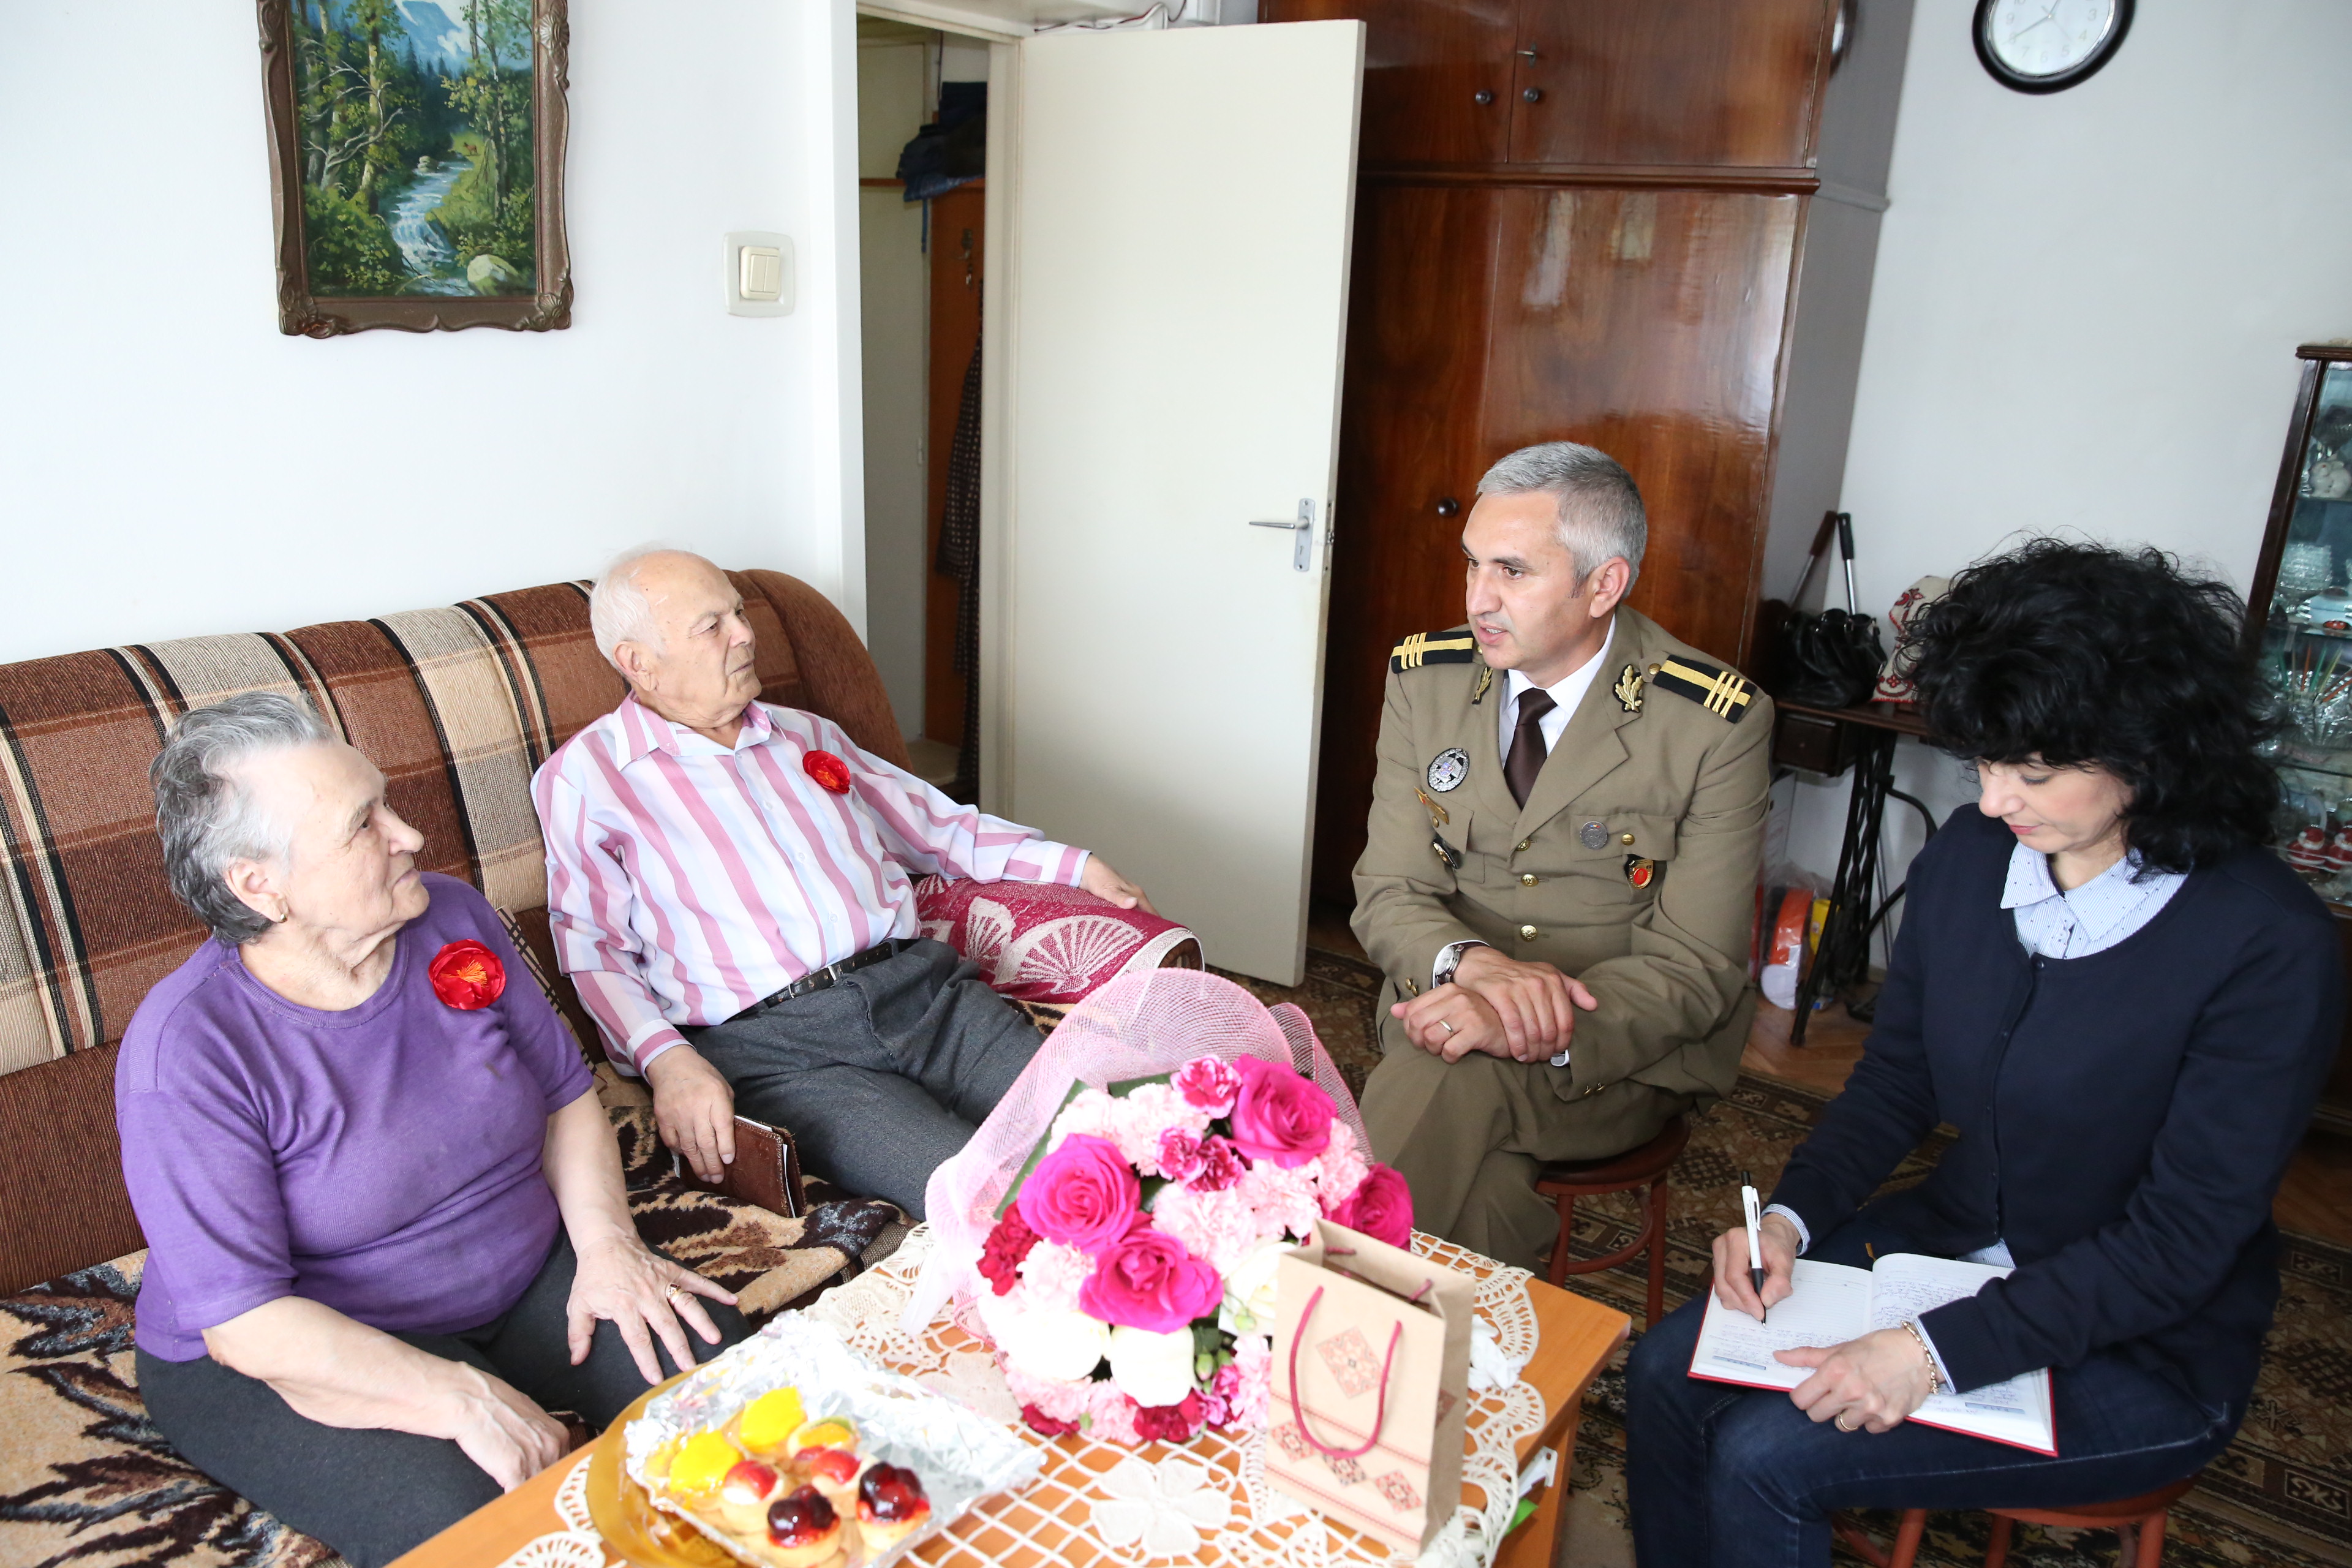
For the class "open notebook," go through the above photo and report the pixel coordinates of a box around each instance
[1689,1253,2056,1455]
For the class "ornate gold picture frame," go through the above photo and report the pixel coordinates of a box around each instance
[258,0,571,336]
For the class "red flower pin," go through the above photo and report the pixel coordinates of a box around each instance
[428,940,506,1010]
[803,750,853,794]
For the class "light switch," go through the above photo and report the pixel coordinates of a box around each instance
[725,231,793,318]
[740,246,783,301]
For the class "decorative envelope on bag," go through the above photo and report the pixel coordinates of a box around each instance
[1266,1221,1474,1556]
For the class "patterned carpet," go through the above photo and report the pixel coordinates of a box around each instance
[1225,949,2352,1568]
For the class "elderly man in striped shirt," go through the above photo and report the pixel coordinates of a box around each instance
[532,548,1155,1215]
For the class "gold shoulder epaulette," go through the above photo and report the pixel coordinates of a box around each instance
[1650,656,1757,723]
[1389,630,1479,673]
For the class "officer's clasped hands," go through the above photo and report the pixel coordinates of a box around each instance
[1390,946,1598,1063]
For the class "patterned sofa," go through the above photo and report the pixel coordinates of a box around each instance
[0,568,1197,1568]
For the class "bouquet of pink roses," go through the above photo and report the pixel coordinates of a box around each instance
[911,971,1411,1448]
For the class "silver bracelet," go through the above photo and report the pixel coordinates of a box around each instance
[1899,1319,1945,1396]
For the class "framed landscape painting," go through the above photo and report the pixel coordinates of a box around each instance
[258,0,571,336]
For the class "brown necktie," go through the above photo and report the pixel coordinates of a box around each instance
[1505,689,1556,806]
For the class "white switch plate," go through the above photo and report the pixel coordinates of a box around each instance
[725,231,793,317]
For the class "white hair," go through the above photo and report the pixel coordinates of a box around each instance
[1477,442,1648,586]
[151,692,336,945]
[589,544,692,670]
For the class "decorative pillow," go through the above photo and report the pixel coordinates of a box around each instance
[913,876,1199,1004]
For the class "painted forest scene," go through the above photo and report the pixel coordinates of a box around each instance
[293,1,538,298]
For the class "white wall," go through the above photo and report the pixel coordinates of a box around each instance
[0,0,864,665]
[1782,0,2352,903]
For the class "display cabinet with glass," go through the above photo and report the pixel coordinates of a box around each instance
[2247,342,2352,1133]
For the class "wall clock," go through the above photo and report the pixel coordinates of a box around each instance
[1972,0,2134,94]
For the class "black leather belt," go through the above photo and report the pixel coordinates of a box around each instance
[741,938,913,1017]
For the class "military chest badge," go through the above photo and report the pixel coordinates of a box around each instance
[1613,663,1645,713]
[1625,854,1656,889]
[1579,820,1608,850]
[1426,747,1470,793]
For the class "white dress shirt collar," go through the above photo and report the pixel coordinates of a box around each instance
[1498,614,1618,763]
[2000,840,2185,960]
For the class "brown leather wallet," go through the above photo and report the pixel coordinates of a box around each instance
[680,1116,807,1218]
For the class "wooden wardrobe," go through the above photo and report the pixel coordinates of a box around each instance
[1267,0,1917,902]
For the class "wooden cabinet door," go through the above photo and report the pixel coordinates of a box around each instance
[1264,0,1515,165]
[1312,181,1505,902]
[1480,186,1801,665]
[1507,0,1833,168]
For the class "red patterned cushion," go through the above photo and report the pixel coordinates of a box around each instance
[912,876,1199,1004]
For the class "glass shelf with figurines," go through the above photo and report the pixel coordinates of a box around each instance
[2252,349,2352,905]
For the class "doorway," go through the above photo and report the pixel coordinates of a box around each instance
[857,17,991,800]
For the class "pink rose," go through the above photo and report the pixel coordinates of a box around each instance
[1329,1163,1414,1249]
[1227,1057,1334,1169]
[1080,1219,1223,1332]
[1173,1056,1242,1115]
[1018,1134,1140,1253]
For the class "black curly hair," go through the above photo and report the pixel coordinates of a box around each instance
[1901,538,2280,873]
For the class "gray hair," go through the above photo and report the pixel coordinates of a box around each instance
[151,692,334,945]
[1477,442,1648,586]
[590,544,689,670]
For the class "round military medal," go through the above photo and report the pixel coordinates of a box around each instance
[1579,821,1608,850]
[1426,747,1470,793]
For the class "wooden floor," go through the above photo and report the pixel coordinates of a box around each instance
[1303,903,2352,1248]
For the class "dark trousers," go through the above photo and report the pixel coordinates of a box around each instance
[690,937,1042,1218]
[1622,1212,2240,1568]
[138,1231,749,1568]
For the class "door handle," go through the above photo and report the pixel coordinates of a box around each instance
[1247,499,1316,572]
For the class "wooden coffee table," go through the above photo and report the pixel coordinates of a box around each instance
[391,1277,1626,1568]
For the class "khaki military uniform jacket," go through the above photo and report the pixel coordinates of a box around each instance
[1351,608,1772,1118]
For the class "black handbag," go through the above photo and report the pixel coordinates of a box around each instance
[1766,512,1886,710]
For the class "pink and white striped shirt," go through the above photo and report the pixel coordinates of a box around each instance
[533,696,1088,1074]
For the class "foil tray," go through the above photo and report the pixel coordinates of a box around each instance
[623,1314,1042,1568]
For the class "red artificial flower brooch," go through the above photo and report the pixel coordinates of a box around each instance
[429,940,507,1010]
[803,749,853,794]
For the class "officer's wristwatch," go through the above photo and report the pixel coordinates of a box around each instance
[1432,940,1485,989]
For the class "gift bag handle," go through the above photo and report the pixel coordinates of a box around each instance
[1287,1285,1404,1461]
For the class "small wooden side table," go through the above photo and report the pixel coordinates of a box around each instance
[390,1278,1627,1568]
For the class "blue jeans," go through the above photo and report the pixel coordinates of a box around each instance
[1623,1213,2241,1567]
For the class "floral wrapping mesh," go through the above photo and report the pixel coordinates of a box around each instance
[905,969,1371,1334]
[809,1226,1544,1568]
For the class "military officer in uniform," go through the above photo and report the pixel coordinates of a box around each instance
[1354,441,1771,1272]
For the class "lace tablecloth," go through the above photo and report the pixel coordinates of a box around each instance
[793,1224,1547,1568]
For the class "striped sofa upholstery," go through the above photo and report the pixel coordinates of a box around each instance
[0,568,1199,1568]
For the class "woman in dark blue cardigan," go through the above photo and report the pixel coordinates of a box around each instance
[1626,542,2342,1567]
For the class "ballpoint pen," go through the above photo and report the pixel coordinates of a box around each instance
[1740,1169,1766,1321]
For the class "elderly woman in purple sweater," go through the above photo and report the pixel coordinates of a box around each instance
[119,693,747,1567]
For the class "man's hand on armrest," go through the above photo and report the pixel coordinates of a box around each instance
[644,1044,737,1183]
[1452,946,1597,1061]
[1080,855,1158,916]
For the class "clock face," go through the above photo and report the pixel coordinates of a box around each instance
[1974,0,2133,92]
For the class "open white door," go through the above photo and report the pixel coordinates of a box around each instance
[996,21,1362,985]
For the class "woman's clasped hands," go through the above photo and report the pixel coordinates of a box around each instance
[1708,1212,1936,1435]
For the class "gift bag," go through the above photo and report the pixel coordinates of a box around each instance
[1267,1219,1474,1555]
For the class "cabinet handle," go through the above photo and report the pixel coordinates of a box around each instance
[1435,497,1461,518]
[1516,48,1538,58]
[1523,86,1544,103]
[1473,89,1494,105]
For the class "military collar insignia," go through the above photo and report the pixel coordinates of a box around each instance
[1426,747,1470,793]
[1472,663,1494,705]
[1612,662,1645,714]
[1651,656,1756,723]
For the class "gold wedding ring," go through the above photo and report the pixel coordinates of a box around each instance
[1834,1414,1860,1433]
[1440,1019,1458,1036]
[664,1284,686,1304]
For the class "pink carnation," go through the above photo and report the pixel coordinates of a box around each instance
[1013,1240,1094,1315]
[1227,1333,1272,1429]
[1227,1057,1335,1168]
[1107,1084,1208,1175]
[1157,1128,1207,1185]
[1087,1379,1142,1447]
[1236,1159,1322,1243]
[1153,1183,1280,1275]
[1003,1362,1093,1424]
[1193,1134,1248,1192]
[1313,1133,1370,1212]
[1049,1092,1121,1150]
[1019,1134,1140,1253]
[1172,1055,1242,1115]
